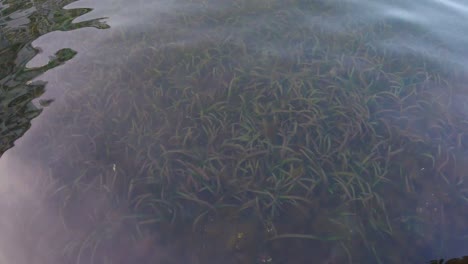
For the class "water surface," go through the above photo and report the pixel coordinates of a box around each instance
[1,0,468,263]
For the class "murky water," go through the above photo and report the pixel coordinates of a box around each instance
[1,0,468,263]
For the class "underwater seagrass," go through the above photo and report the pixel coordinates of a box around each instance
[2,0,468,263]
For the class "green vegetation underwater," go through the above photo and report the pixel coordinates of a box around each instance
[0,0,467,263]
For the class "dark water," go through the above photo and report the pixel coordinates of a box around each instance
[1,0,468,263]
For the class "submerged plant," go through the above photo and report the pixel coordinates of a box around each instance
[4,0,467,263]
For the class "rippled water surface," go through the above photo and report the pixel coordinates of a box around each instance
[1,0,468,263]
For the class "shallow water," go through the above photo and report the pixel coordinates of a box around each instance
[1,0,468,263]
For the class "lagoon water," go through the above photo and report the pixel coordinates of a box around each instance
[1,0,468,263]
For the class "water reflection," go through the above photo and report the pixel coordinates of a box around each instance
[347,0,468,70]
[1,0,468,263]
